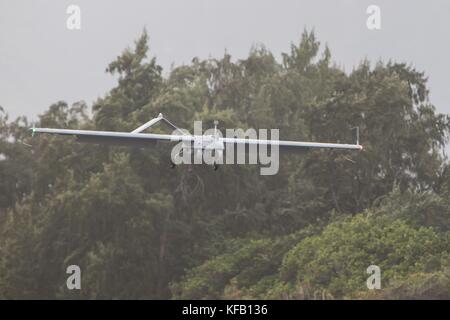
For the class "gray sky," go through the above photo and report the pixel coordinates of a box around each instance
[1,0,449,120]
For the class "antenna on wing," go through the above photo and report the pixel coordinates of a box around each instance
[350,126,360,146]
[214,120,218,137]
[31,124,36,137]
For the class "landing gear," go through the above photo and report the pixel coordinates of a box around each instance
[213,163,219,171]
[170,161,176,169]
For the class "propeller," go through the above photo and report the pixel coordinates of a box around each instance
[20,119,36,148]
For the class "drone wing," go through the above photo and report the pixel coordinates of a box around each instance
[31,128,191,147]
[221,137,362,152]
[31,128,362,151]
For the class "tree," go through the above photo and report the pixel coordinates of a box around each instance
[0,29,448,299]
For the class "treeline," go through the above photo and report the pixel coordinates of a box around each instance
[0,30,449,299]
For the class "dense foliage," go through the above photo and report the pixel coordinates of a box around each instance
[0,30,449,299]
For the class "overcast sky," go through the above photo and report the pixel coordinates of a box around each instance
[1,0,449,120]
